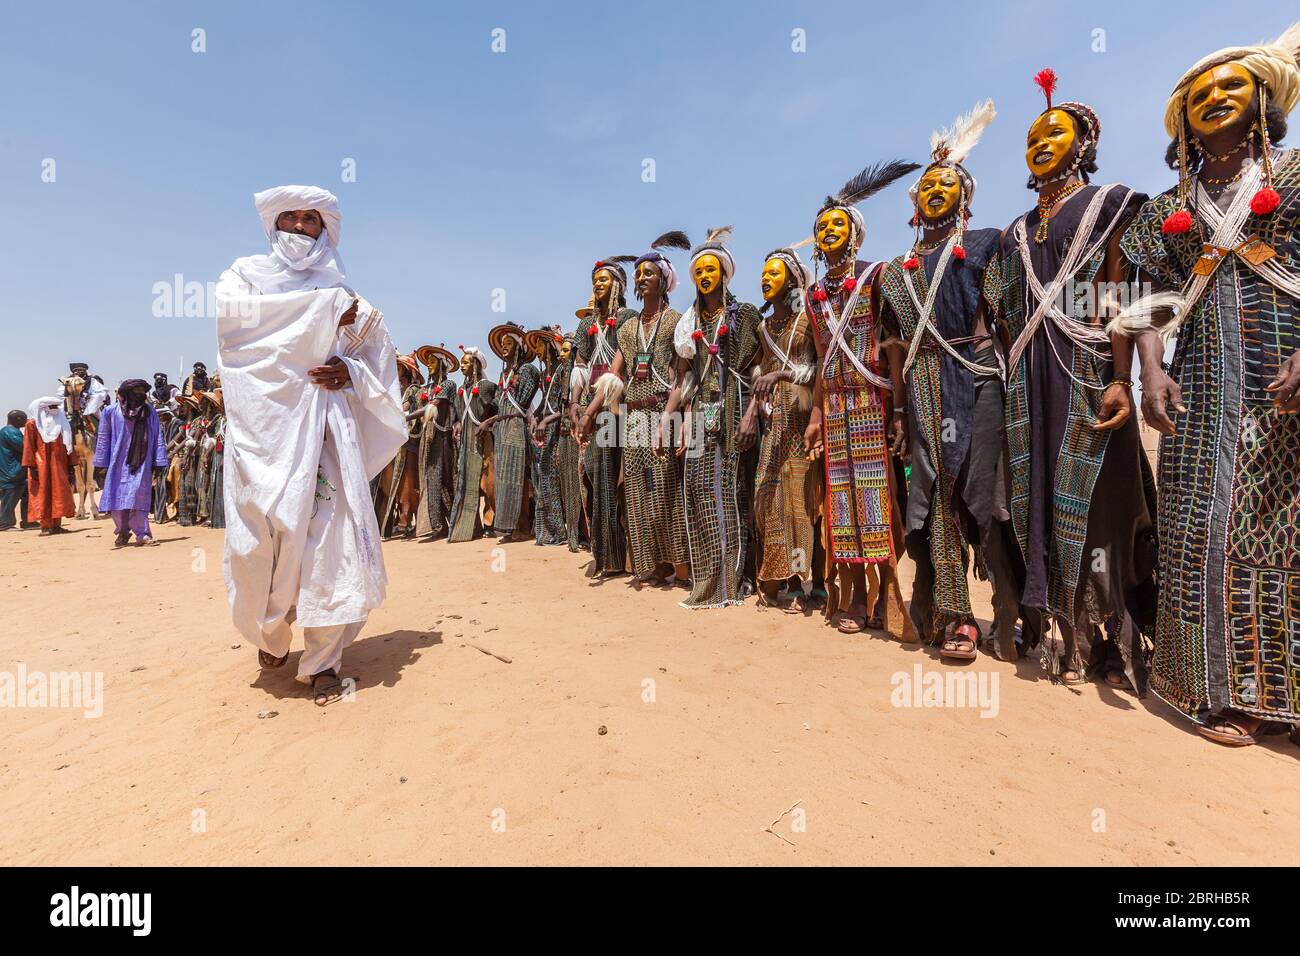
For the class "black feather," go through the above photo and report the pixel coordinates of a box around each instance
[650,229,690,251]
[605,255,638,264]
[834,159,922,208]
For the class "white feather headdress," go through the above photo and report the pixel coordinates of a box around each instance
[910,99,996,205]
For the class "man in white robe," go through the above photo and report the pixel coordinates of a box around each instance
[215,185,406,702]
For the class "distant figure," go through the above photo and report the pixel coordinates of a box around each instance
[22,397,76,535]
[0,411,34,531]
[93,379,169,548]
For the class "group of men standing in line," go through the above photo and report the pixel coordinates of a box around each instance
[371,26,1300,747]
[0,362,228,547]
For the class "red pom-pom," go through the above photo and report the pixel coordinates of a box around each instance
[1033,68,1058,110]
[842,277,857,292]
[1250,187,1281,216]
[812,288,828,302]
[420,392,428,401]
[458,387,464,396]
[605,318,616,328]
[953,246,966,260]
[903,257,920,271]
[594,260,604,268]
[545,375,552,384]
[717,323,728,336]
[433,386,441,395]
[472,386,479,395]
[587,324,598,336]
[1161,210,1193,234]
[691,329,705,341]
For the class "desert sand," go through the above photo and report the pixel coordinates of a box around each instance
[2,516,1297,866]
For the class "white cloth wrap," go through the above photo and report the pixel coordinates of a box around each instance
[215,270,405,646]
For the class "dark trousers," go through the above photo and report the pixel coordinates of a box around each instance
[0,482,28,530]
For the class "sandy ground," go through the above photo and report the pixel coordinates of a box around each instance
[1,515,1297,867]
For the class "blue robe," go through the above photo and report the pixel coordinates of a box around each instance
[93,405,168,512]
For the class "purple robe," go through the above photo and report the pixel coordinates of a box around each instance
[93,404,168,512]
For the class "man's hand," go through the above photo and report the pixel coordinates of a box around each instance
[889,414,909,460]
[752,370,783,402]
[1265,351,1300,414]
[1139,368,1186,435]
[309,356,351,390]
[452,423,462,442]
[1092,381,1133,431]
[93,466,106,490]
[338,298,359,328]
[738,410,758,451]
[804,419,823,460]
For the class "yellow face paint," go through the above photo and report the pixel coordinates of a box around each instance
[815,208,852,256]
[1186,63,1256,140]
[592,268,614,302]
[559,339,572,362]
[1025,109,1079,180]
[693,253,723,295]
[760,258,789,303]
[917,167,961,222]
[459,353,475,375]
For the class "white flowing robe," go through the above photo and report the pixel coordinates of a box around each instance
[215,271,405,647]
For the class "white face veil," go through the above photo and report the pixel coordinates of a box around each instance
[230,185,349,294]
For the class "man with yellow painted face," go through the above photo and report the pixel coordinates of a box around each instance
[411,344,459,540]
[877,101,1022,663]
[525,326,569,546]
[750,246,820,610]
[659,227,761,608]
[477,322,540,541]
[983,70,1155,692]
[573,257,637,576]
[1114,23,1300,746]
[555,328,587,552]
[448,346,498,543]
[581,231,691,587]
[801,160,919,635]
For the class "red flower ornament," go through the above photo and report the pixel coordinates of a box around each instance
[472,386,479,396]
[1250,187,1280,216]
[587,324,599,336]
[1162,210,1193,234]
[842,277,857,293]
[953,246,966,260]
[691,329,705,341]
[903,257,920,271]
[717,323,728,337]
[812,288,828,302]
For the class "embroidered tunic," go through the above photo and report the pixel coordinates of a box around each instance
[1119,150,1300,722]
[806,260,894,565]
[616,307,688,576]
[752,308,819,586]
[985,183,1156,685]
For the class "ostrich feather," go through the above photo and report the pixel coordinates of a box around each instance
[832,159,922,208]
[649,229,690,251]
[930,99,997,166]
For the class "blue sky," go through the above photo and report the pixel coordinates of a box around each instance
[0,1,1288,409]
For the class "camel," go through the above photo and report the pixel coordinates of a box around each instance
[58,374,103,520]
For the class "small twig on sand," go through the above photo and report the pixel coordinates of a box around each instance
[763,799,802,846]
[465,643,512,664]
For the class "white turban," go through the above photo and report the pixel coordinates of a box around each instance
[27,396,72,453]
[231,185,348,294]
[254,184,342,247]
[1164,22,1300,138]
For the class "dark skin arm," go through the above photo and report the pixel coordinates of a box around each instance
[658,356,692,458]
[878,293,909,460]
[1091,225,1137,431]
